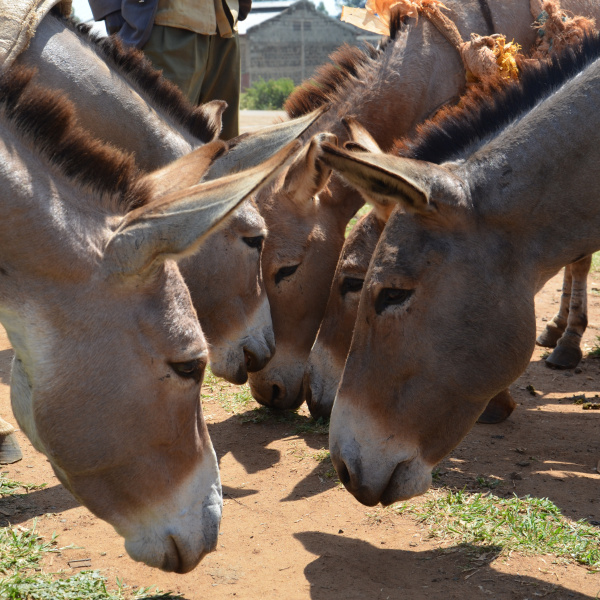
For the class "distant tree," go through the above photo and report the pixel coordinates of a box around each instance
[316,1,329,14]
[335,0,364,9]
[240,78,296,110]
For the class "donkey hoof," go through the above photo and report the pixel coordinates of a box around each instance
[477,389,516,424]
[536,326,561,348]
[0,433,22,464]
[545,346,582,370]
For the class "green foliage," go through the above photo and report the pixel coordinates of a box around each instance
[316,1,329,14]
[0,472,46,496]
[405,490,600,569]
[0,523,175,599]
[345,204,370,238]
[240,78,295,110]
[587,335,600,358]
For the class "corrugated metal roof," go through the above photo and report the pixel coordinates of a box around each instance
[238,1,294,34]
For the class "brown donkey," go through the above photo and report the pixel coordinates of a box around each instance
[16,10,319,384]
[305,121,515,424]
[248,0,600,409]
[0,66,296,569]
[321,35,600,506]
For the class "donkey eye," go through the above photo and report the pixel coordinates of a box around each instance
[243,236,264,251]
[375,288,414,315]
[340,277,364,296]
[169,359,205,383]
[275,264,299,285]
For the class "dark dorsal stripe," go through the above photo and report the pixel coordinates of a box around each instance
[52,9,219,143]
[0,66,150,212]
[477,0,495,35]
[393,33,600,165]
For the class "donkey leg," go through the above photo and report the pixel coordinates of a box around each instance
[545,255,591,370]
[536,265,571,348]
[477,389,516,424]
[0,418,22,464]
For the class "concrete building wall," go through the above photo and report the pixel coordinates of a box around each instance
[243,0,360,87]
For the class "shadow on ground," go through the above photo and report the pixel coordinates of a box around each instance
[295,531,594,599]
[0,484,79,526]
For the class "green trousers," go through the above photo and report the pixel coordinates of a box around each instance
[143,25,240,140]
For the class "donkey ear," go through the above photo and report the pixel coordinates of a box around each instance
[283,132,338,210]
[144,139,228,197]
[319,143,436,216]
[342,117,383,154]
[103,142,300,277]
[198,100,227,141]
[203,107,325,181]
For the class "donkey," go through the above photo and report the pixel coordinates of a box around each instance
[319,34,600,507]
[15,9,319,385]
[247,0,600,410]
[305,121,515,424]
[0,65,296,568]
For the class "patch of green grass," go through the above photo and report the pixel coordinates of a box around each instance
[291,417,329,435]
[475,476,502,490]
[202,367,255,415]
[0,523,176,599]
[403,490,600,569]
[238,406,329,435]
[345,205,370,238]
[0,473,46,496]
[311,449,330,463]
[587,336,600,358]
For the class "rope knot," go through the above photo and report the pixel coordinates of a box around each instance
[460,34,521,84]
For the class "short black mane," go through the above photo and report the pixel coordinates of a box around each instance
[0,66,150,212]
[394,33,600,164]
[53,9,219,143]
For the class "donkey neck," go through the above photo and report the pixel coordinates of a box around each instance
[0,127,112,283]
[298,0,536,151]
[461,56,600,288]
[16,15,197,171]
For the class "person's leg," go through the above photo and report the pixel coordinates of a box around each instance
[199,33,240,140]
[142,25,208,103]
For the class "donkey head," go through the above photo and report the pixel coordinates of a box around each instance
[0,70,299,572]
[248,133,347,409]
[319,144,536,506]
[304,208,387,419]
[304,121,391,419]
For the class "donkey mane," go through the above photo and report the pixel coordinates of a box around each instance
[53,9,219,143]
[393,33,600,164]
[0,66,150,212]
[284,11,406,118]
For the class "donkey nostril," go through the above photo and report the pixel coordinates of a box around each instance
[271,384,281,402]
[337,460,351,487]
[244,349,254,371]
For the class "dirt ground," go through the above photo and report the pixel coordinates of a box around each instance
[0,116,599,600]
[239,110,286,133]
